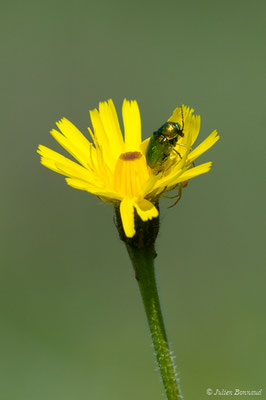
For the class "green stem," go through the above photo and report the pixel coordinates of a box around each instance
[126,244,183,400]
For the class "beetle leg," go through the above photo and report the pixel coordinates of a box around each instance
[172,148,182,159]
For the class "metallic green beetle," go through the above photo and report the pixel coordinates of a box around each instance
[146,121,184,171]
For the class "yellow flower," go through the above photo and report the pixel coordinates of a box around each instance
[37,99,219,237]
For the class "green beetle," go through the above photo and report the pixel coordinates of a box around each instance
[146,121,184,171]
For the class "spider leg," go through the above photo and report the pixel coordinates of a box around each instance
[163,183,179,198]
[167,181,188,208]
[168,185,183,208]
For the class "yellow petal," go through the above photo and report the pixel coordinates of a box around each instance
[168,105,201,146]
[49,129,91,168]
[113,151,150,198]
[98,99,124,160]
[141,174,162,197]
[189,114,201,145]
[139,137,150,156]
[55,161,97,184]
[89,108,115,169]
[65,178,100,191]
[168,104,193,127]
[120,197,136,237]
[56,118,92,153]
[134,199,158,221]
[37,145,93,179]
[65,178,122,199]
[188,130,220,162]
[167,162,212,187]
[39,157,61,174]
[122,99,141,151]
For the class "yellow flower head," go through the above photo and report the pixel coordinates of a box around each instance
[37,99,219,237]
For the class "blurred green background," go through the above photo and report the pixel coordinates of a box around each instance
[1,0,265,399]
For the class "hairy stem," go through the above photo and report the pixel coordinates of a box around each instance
[126,244,183,400]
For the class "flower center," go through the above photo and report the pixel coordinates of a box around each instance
[113,152,150,197]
